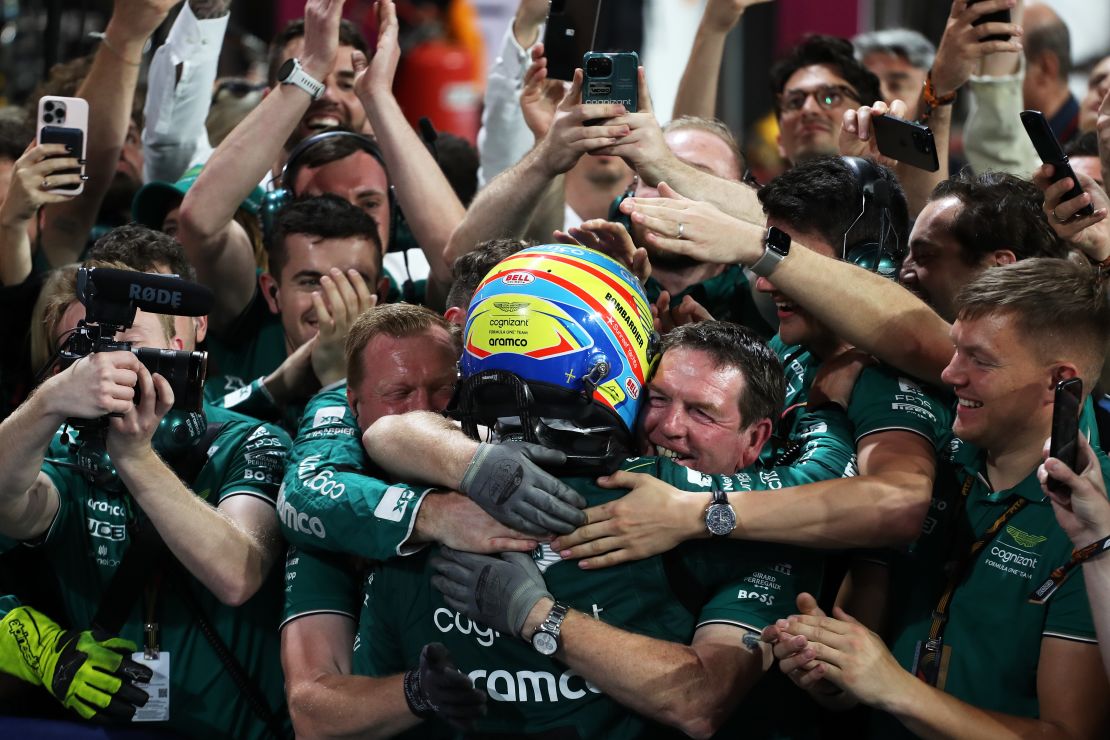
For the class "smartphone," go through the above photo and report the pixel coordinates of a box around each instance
[967,0,1012,43]
[1021,109,1095,218]
[873,115,939,172]
[543,0,602,82]
[581,51,639,121]
[1048,377,1083,497]
[35,96,88,196]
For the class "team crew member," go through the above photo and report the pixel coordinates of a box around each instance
[769,259,1110,739]
[0,252,292,737]
[358,246,857,737]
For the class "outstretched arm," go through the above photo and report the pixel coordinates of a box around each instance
[673,0,773,119]
[39,0,178,267]
[179,0,347,330]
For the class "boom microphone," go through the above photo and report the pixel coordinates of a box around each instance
[77,267,213,317]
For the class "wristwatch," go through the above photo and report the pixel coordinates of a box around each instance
[530,602,570,656]
[705,484,736,537]
[277,58,325,101]
[750,226,792,278]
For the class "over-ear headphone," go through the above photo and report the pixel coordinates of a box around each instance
[839,156,902,279]
[262,130,415,301]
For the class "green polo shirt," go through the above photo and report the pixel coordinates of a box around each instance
[767,336,954,465]
[871,438,1104,737]
[645,265,773,339]
[31,404,292,739]
[281,545,362,629]
[204,276,287,402]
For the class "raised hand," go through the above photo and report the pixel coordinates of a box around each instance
[521,44,570,140]
[301,0,348,82]
[310,268,377,387]
[931,0,1024,98]
[536,70,629,176]
[352,0,399,101]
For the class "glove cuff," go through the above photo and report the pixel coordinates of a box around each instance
[403,667,438,719]
[458,442,493,494]
[0,606,63,687]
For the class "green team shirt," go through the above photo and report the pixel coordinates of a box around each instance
[870,437,1105,738]
[282,545,362,629]
[204,277,287,401]
[770,335,954,455]
[644,265,773,339]
[277,384,432,560]
[32,404,292,739]
[351,407,856,739]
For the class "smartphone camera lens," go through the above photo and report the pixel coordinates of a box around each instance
[586,56,612,77]
[44,102,56,113]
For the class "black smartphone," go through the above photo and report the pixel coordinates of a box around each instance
[38,125,85,192]
[543,0,602,82]
[581,51,638,124]
[1020,109,1096,218]
[1048,377,1083,497]
[872,115,939,172]
[967,0,1012,43]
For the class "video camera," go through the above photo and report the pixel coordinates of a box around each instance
[58,267,213,413]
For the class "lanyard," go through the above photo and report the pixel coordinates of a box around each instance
[926,476,1030,643]
[1029,533,1110,604]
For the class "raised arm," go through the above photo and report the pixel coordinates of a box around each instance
[621,189,955,384]
[673,0,773,119]
[141,0,230,183]
[598,68,766,223]
[178,0,347,329]
[39,0,178,267]
[355,0,461,294]
[443,70,627,266]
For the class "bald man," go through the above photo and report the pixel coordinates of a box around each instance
[1023,3,1081,143]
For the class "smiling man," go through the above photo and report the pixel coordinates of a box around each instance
[770,35,882,165]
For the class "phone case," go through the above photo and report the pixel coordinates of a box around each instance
[1048,378,1082,495]
[967,0,1011,42]
[36,95,88,196]
[1020,110,1095,218]
[581,52,639,113]
[872,115,939,172]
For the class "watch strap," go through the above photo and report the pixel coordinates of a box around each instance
[280,58,325,100]
[751,227,790,278]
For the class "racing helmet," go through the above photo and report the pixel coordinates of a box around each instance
[455,244,659,472]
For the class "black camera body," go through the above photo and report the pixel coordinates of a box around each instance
[58,267,212,414]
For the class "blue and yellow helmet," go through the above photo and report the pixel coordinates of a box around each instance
[456,245,658,466]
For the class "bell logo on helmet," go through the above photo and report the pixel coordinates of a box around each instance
[502,272,534,286]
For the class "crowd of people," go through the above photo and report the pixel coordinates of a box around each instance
[1,0,1110,737]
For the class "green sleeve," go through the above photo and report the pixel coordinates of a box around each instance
[352,562,406,678]
[207,376,282,422]
[206,415,292,506]
[766,404,858,486]
[281,546,361,628]
[848,367,953,451]
[278,386,432,560]
[694,549,820,633]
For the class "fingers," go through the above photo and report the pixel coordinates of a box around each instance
[351,48,368,73]
[518,441,569,468]
[594,470,644,490]
[422,641,452,671]
[795,592,826,618]
[487,535,539,553]
[655,182,686,200]
[150,373,174,418]
[516,499,585,535]
[559,68,584,109]
[831,606,862,625]
[311,291,335,338]
[551,517,616,554]
[636,66,653,115]
[430,574,472,610]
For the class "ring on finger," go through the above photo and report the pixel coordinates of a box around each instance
[41,177,50,189]
[1051,207,1068,224]
[677,222,685,239]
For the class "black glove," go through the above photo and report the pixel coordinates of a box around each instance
[403,642,486,729]
[459,441,587,535]
[431,548,553,639]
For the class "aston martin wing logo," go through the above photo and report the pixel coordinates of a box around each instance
[1005,525,1047,549]
[494,301,528,313]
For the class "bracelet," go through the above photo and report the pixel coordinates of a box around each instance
[402,668,437,719]
[89,32,142,66]
[918,69,956,123]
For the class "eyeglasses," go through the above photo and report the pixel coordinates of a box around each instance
[778,84,860,114]
[212,79,266,105]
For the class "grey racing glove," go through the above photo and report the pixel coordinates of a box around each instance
[459,441,587,535]
[430,548,553,639]
[403,642,487,729]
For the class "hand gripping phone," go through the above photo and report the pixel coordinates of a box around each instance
[872,114,940,172]
[36,95,88,196]
[1048,377,1082,497]
[967,0,1012,43]
[1021,109,1095,218]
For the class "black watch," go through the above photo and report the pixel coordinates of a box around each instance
[750,226,791,277]
[705,484,736,537]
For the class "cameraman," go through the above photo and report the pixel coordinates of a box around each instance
[0,249,291,737]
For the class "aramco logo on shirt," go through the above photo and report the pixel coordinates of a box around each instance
[467,668,603,702]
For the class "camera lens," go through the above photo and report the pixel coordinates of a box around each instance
[44,101,55,113]
[587,56,612,77]
[132,347,208,412]
[43,113,55,124]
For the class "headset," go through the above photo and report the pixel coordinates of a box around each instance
[262,130,416,302]
[839,156,903,279]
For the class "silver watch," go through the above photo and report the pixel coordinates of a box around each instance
[750,225,792,278]
[277,58,325,101]
[530,602,569,656]
[705,484,736,537]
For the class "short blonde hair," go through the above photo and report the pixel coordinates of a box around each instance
[345,303,460,389]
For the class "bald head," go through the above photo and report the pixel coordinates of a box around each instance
[1023,3,1072,113]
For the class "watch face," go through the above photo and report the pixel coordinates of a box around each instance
[765,226,791,256]
[278,58,296,82]
[532,630,558,656]
[706,504,736,536]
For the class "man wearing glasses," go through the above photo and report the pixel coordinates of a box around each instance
[770,35,882,165]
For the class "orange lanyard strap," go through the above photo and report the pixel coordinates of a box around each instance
[1029,533,1110,604]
